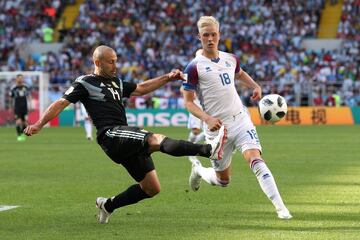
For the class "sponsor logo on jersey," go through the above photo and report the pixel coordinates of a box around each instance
[205,67,211,72]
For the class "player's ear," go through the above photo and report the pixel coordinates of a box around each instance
[94,59,100,67]
[197,33,201,41]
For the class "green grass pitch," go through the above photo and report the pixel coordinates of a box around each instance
[0,125,360,240]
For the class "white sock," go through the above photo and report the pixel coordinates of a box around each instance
[84,119,93,139]
[188,131,196,142]
[196,165,223,186]
[250,158,287,211]
[194,132,205,143]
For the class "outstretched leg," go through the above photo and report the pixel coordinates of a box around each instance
[244,149,292,219]
[149,126,227,161]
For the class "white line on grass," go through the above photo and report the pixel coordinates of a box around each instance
[0,205,19,212]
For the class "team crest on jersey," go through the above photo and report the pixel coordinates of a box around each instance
[205,67,211,72]
[112,81,119,88]
[225,61,231,67]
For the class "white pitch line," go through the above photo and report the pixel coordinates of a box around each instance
[0,205,19,212]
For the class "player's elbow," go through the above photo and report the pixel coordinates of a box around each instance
[131,85,146,96]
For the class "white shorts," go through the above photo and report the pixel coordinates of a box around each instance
[187,113,202,130]
[204,107,262,172]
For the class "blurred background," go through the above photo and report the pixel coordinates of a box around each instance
[0,0,359,126]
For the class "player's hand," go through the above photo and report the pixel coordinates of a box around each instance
[251,86,262,101]
[168,69,186,81]
[23,124,42,136]
[205,116,222,131]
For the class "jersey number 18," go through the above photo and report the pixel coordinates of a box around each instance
[219,73,231,86]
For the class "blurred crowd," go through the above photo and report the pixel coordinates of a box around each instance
[0,0,64,67]
[1,0,359,108]
[337,0,360,40]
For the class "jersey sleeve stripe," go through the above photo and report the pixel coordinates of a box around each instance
[231,53,241,74]
[183,83,196,91]
[183,60,198,89]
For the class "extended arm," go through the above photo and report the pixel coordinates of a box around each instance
[235,70,262,101]
[131,69,185,96]
[24,98,71,136]
[182,89,222,131]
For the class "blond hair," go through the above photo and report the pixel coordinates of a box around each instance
[197,16,220,34]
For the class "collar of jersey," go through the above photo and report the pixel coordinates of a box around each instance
[210,57,220,63]
[93,73,117,81]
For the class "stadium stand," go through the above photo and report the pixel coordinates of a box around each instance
[0,0,64,68]
[318,0,343,38]
[1,0,359,108]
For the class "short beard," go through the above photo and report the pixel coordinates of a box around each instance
[99,70,115,78]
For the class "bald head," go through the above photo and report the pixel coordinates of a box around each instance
[92,45,116,61]
[92,45,117,78]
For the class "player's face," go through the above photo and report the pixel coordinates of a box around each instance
[16,76,24,85]
[199,25,220,53]
[99,50,117,78]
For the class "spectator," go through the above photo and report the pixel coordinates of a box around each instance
[3,0,360,108]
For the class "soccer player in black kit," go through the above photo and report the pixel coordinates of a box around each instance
[10,74,31,141]
[24,45,227,224]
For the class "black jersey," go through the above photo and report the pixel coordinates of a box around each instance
[62,74,137,134]
[10,84,30,111]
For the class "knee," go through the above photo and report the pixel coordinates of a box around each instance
[143,185,160,197]
[243,149,262,164]
[147,134,166,152]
